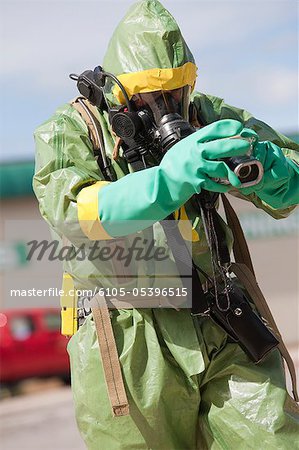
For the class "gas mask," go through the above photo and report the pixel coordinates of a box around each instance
[109,85,197,169]
[70,66,263,187]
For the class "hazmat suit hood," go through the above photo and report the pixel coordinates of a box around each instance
[103,0,197,102]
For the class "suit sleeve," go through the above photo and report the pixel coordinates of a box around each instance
[33,103,112,243]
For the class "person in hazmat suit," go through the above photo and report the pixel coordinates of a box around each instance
[33,1,299,449]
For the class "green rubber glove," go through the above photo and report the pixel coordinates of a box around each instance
[98,119,256,237]
[239,141,299,209]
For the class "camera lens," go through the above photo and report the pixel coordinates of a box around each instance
[237,165,252,179]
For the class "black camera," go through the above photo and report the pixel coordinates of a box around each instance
[112,110,263,187]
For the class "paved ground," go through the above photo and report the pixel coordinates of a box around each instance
[0,387,85,450]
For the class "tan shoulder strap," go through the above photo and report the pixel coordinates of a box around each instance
[71,98,129,415]
[71,96,115,181]
[91,293,130,417]
[71,97,102,151]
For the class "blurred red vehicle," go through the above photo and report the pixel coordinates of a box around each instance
[0,308,70,385]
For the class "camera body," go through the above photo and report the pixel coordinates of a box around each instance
[112,110,264,188]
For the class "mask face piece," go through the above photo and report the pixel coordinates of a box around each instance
[107,79,195,166]
[131,85,191,123]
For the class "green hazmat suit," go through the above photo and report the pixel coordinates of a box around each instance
[33,1,299,448]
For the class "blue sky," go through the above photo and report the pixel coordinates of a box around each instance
[0,0,298,162]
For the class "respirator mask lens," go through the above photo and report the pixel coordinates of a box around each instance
[132,85,191,122]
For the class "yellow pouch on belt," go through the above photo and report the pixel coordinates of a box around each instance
[60,273,78,336]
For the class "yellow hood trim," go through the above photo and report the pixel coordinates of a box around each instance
[114,62,198,103]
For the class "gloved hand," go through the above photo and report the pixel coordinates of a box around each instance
[239,141,299,209]
[97,119,256,237]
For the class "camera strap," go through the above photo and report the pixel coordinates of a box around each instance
[160,216,209,315]
[193,193,233,312]
[221,193,255,275]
